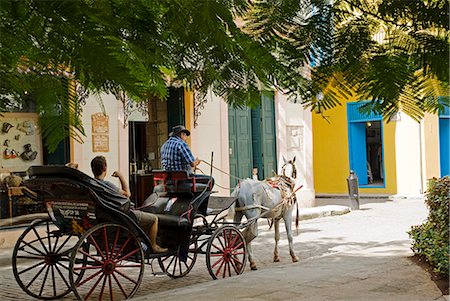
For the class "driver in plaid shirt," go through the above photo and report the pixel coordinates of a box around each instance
[161,125,214,188]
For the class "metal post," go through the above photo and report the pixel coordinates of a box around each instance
[347,170,360,210]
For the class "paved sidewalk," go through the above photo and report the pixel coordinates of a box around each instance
[133,197,447,301]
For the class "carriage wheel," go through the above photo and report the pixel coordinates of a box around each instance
[206,225,247,280]
[12,219,82,299]
[69,223,144,301]
[158,236,198,278]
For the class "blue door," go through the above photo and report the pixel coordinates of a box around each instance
[349,122,369,185]
[439,117,449,177]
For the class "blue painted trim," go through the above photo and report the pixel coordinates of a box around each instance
[360,185,385,188]
[347,101,386,189]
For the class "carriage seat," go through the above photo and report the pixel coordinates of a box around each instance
[152,170,209,193]
[152,213,190,227]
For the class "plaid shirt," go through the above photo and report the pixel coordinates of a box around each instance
[161,136,195,173]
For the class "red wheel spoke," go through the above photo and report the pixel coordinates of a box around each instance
[229,257,240,274]
[108,275,113,301]
[230,241,244,251]
[79,248,104,265]
[112,227,121,259]
[112,272,128,298]
[211,243,225,253]
[99,271,108,300]
[76,269,103,287]
[228,233,239,249]
[114,236,133,260]
[103,227,110,260]
[84,273,104,300]
[89,234,106,261]
[214,258,225,277]
[211,256,224,269]
[114,269,139,285]
[114,247,139,263]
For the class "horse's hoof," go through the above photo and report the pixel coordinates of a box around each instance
[273,256,280,262]
[292,256,299,262]
[250,262,258,270]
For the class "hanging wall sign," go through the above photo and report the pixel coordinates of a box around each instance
[92,134,109,152]
[91,113,109,152]
[91,113,109,134]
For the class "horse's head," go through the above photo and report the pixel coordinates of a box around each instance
[281,156,297,180]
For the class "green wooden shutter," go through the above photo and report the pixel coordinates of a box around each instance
[228,106,253,188]
[261,92,277,178]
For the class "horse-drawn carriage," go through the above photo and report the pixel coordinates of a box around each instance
[12,166,247,301]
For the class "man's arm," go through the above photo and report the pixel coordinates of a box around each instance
[112,171,131,198]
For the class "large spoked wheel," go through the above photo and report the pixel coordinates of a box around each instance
[12,219,82,300]
[158,236,198,278]
[206,225,247,280]
[69,223,145,301]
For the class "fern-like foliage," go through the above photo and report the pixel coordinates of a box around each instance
[1,0,449,151]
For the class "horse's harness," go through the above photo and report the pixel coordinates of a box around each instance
[234,174,297,215]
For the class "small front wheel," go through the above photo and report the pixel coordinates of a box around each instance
[206,225,247,279]
[158,236,198,278]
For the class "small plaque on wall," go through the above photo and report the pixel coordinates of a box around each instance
[92,134,109,152]
[91,113,109,134]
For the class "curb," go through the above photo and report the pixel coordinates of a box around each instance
[298,205,351,221]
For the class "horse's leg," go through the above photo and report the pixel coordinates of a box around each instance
[241,209,259,270]
[284,208,299,262]
[273,219,281,262]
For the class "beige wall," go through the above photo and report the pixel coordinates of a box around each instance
[395,113,422,195]
[189,91,230,196]
[421,113,440,187]
[71,93,129,187]
[275,92,315,207]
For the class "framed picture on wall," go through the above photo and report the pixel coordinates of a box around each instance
[0,113,43,172]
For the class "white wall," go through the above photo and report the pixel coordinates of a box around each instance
[72,93,129,188]
[394,112,422,196]
[189,91,230,196]
[275,92,315,207]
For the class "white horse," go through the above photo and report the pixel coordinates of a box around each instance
[230,157,299,270]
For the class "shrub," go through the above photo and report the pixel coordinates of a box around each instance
[409,176,449,276]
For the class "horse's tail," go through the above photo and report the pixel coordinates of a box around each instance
[295,201,299,229]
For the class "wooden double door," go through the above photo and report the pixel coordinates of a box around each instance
[228,92,277,188]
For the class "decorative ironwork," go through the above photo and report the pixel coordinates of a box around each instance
[193,90,207,128]
[75,84,89,116]
[119,91,149,127]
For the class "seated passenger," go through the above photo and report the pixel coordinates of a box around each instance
[91,156,167,253]
[160,125,214,189]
